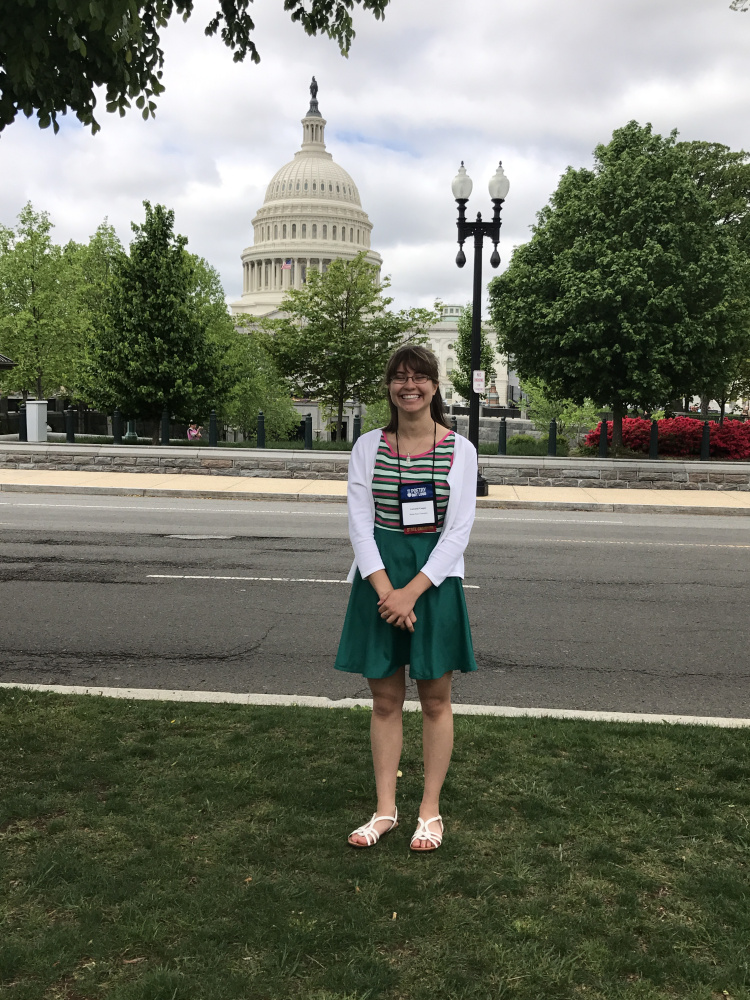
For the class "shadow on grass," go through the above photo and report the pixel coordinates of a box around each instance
[1,691,749,999]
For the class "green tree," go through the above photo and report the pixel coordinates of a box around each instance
[83,202,222,434]
[0,203,86,400]
[60,220,125,399]
[266,253,438,441]
[699,353,750,424]
[679,141,750,252]
[76,221,125,329]
[361,396,390,433]
[187,256,298,440]
[519,376,599,444]
[0,0,390,134]
[450,303,497,402]
[490,121,750,449]
[676,140,750,418]
[220,323,299,442]
[188,253,238,349]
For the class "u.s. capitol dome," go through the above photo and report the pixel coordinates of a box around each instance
[232,79,383,317]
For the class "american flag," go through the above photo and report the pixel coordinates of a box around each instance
[281,259,292,270]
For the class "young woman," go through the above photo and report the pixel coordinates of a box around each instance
[335,345,478,852]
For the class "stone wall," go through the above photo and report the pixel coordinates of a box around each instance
[1,443,750,490]
[478,460,750,490]
[0,443,351,480]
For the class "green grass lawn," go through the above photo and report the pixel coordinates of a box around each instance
[1,691,749,1000]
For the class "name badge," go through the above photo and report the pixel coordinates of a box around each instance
[399,482,438,534]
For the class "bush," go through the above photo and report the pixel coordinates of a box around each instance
[503,433,569,457]
[583,417,750,460]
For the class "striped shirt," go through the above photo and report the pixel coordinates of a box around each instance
[373,429,455,532]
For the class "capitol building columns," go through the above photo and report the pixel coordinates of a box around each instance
[237,249,350,304]
[240,254,319,297]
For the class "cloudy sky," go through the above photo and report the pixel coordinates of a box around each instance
[1,0,749,311]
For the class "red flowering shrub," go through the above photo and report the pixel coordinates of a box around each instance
[655,418,704,456]
[583,417,750,460]
[710,420,750,460]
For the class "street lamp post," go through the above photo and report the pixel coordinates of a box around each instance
[452,161,510,497]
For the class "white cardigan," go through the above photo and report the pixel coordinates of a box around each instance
[346,427,478,588]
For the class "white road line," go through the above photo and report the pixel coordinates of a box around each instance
[1,682,748,728]
[475,517,625,524]
[148,573,349,583]
[146,573,481,588]
[534,538,750,549]
[167,534,235,539]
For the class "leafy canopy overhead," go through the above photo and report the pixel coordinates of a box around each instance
[0,0,390,134]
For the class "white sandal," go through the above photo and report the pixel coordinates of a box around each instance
[347,808,398,848]
[410,815,443,852]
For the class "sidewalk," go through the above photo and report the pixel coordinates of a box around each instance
[2,466,750,515]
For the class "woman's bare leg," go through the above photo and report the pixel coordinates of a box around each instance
[413,672,453,848]
[348,667,406,846]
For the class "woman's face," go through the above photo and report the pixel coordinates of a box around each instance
[389,365,437,418]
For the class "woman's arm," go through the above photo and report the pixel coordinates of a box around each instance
[418,438,478,587]
[367,568,393,599]
[347,434,385,580]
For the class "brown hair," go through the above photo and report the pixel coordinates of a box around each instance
[383,344,450,432]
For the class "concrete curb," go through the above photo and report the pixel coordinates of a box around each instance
[2,480,750,515]
[478,498,750,516]
[2,682,749,728]
[0,482,348,503]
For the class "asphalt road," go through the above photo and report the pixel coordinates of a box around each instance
[1,494,749,717]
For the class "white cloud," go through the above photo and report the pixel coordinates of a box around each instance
[0,0,748,310]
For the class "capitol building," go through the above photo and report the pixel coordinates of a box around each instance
[231,80,382,318]
[231,81,511,433]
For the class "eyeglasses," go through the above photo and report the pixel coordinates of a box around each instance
[390,373,432,384]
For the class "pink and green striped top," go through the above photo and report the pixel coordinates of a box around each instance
[373,430,455,532]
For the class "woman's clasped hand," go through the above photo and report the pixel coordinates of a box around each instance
[377,588,417,632]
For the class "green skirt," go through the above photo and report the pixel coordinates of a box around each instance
[334,526,477,681]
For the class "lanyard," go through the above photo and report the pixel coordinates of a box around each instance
[395,423,438,534]
[395,422,437,482]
